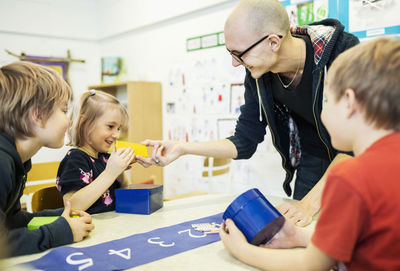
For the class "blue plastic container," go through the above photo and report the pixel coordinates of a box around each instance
[115,184,163,214]
[223,188,285,245]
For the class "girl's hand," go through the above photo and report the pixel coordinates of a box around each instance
[105,146,135,178]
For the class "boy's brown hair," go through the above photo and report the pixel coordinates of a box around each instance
[0,61,72,138]
[328,37,400,131]
[68,90,129,147]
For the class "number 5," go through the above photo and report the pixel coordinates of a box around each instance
[66,252,93,271]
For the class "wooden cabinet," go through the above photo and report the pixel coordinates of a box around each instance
[88,81,163,184]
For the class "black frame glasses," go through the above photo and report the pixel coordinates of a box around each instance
[228,34,283,63]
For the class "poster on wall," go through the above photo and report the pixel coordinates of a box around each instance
[348,0,400,37]
[284,0,328,27]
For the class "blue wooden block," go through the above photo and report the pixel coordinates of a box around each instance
[115,184,163,214]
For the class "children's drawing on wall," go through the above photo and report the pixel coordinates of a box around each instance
[297,1,314,25]
[313,0,329,21]
[285,0,328,27]
[166,102,176,114]
[230,83,245,115]
[286,5,299,26]
[101,56,124,84]
[166,118,188,142]
[349,0,400,33]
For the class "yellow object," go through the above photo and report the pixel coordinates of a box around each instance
[113,141,148,157]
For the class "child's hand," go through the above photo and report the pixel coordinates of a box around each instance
[260,220,306,249]
[62,201,95,242]
[106,146,136,178]
[219,219,250,258]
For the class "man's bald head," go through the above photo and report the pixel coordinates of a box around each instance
[226,0,290,37]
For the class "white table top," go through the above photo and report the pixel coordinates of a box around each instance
[2,193,293,271]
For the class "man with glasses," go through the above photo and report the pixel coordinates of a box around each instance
[138,0,359,226]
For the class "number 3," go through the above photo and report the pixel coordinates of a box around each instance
[147,237,175,247]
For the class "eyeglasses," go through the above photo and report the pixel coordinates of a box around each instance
[227,34,283,63]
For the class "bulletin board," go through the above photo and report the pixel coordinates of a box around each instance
[279,0,400,39]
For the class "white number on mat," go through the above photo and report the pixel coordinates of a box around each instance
[66,252,93,271]
[109,248,131,260]
[147,237,175,247]
[178,229,207,238]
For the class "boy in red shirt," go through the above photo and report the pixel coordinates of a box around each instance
[220,37,400,270]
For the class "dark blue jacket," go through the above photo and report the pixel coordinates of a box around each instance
[228,19,359,196]
[0,132,73,257]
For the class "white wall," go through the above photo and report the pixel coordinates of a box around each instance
[0,0,99,40]
[0,0,287,198]
[0,0,101,162]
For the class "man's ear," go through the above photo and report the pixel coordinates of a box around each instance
[344,88,358,119]
[269,34,281,52]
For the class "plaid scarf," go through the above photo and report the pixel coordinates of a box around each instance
[291,24,336,66]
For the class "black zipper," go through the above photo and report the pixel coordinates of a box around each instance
[312,70,333,161]
[5,174,26,216]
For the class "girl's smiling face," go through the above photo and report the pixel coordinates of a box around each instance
[85,106,124,155]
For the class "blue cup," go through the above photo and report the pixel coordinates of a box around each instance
[223,188,285,245]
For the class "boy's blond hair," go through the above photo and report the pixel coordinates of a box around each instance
[328,37,400,131]
[68,90,129,147]
[0,61,72,138]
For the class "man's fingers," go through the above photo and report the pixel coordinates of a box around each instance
[152,144,160,161]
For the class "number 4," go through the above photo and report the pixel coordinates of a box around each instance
[108,248,131,260]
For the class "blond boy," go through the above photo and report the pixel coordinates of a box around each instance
[0,61,94,257]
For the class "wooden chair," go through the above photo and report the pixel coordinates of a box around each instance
[31,186,64,212]
[202,157,231,177]
[202,157,232,193]
[165,157,232,201]
[23,161,60,212]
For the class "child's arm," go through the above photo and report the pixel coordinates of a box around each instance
[277,153,351,226]
[220,219,336,271]
[64,148,135,211]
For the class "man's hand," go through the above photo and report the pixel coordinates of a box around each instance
[276,200,318,227]
[136,139,184,168]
